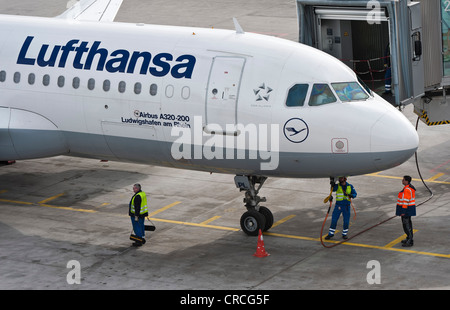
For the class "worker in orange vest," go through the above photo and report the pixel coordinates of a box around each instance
[396,175,416,247]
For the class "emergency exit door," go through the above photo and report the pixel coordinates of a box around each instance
[206,57,245,133]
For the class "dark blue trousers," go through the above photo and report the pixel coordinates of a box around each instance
[131,216,145,239]
[328,204,350,236]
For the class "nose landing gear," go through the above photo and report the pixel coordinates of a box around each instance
[235,175,274,236]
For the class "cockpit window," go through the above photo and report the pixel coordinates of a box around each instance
[331,82,369,102]
[308,84,337,106]
[286,84,309,107]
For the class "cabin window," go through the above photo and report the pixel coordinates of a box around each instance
[57,76,65,88]
[331,82,369,102]
[73,77,80,89]
[13,72,21,84]
[150,83,158,96]
[88,78,95,90]
[181,86,190,99]
[308,84,336,106]
[103,80,111,92]
[118,81,126,93]
[134,82,142,94]
[0,71,6,82]
[28,73,35,85]
[165,85,174,98]
[43,74,50,86]
[286,84,309,107]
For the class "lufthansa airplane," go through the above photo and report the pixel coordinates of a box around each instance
[0,0,419,235]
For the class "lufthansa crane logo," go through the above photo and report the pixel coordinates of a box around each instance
[283,118,309,143]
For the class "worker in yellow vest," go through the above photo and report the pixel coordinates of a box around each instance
[129,183,148,246]
[325,176,357,240]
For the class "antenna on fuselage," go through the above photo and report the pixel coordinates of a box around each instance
[233,17,244,34]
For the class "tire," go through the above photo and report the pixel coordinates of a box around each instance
[240,210,266,236]
[258,206,274,231]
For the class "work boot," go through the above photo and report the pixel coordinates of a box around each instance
[342,235,348,240]
[325,235,333,240]
[402,240,414,247]
[132,241,142,247]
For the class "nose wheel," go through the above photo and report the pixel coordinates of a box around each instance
[235,175,274,236]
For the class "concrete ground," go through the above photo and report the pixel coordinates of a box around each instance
[0,0,449,296]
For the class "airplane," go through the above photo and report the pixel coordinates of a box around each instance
[0,0,419,236]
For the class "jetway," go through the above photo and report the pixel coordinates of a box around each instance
[295,0,450,126]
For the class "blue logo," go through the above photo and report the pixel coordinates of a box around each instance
[17,36,196,79]
[283,118,309,143]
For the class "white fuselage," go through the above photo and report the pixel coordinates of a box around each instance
[0,14,419,178]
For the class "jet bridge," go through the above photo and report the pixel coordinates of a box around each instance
[294,0,450,126]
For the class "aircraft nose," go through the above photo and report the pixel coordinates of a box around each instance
[370,111,419,170]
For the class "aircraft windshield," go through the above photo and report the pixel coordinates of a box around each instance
[331,82,370,102]
[308,84,337,106]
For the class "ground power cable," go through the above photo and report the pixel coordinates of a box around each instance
[319,115,433,248]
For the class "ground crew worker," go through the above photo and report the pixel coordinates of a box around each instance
[396,175,416,247]
[129,183,148,246]
[325,176,357,240]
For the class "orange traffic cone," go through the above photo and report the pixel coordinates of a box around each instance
[253,229,270,257]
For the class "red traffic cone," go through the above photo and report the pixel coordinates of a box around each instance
[253,229,270,257]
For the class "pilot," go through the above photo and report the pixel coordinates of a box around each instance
[325,176,357,240]
[129,183,149,246]
[396,175,416,247]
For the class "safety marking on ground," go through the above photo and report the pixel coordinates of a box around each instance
[148,201,181,217]
[271,215,296,228]
[1,197,449,259]
[39,203,97,213]
[0,197,97,213]
[430,159,450,174]
[426,173,445,182]
[316,237,450,258]
[384,230,419,248]
[365,173,450,185]
[200,216,221,225]
[0,190,8,194]
[0,198,34,205]
[38,193,65,204]
[149,217,239,232]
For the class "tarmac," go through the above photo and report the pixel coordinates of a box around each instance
[0,0,449,294]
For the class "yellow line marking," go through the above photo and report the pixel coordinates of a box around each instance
[148,201,181,217]
[200,216,221,225]
[38,193,65,204]
[0,198,33,205]
[149,217,239,232]
[1,197,449,259]
[265,232,318,242]
[271,215,296,228]
[0,190,8,194]
[0,198,97,213]
[365,173,450,185]
[426,173,445,182]
[39,203,97,213]
[384,230,419,248]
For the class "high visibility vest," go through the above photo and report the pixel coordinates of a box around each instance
[131,191,148,215]
[397,185,415,208]
[336,184,352,202]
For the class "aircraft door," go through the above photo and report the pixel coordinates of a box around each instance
[206,56,245,133]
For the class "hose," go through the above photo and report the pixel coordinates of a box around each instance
[320,115,433,248]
